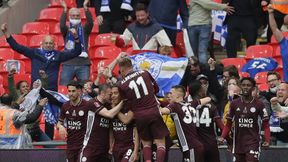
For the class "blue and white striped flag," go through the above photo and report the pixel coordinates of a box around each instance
[176,14,183,31]
[212,10,227,47]
[43,90,69,124]
[130,52,188,96]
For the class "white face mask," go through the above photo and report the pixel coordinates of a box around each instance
[270,86,278,93]
[70,19,81,26]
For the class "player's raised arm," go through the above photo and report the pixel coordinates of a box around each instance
[98,100,124,119]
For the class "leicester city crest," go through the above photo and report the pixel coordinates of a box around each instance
[132,54,163,79]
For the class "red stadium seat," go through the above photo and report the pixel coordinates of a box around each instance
[92,46,121,60]
[93,33,118,47]
[245,45,273,60]
[0,48,15,60]
[29,34,58,48]
[91,21,99,34]
[254,72,268,84]
[58,85,68,95]
[239,72,250,78]
[38,8,64,33]
[0,34,27,48]
[22,22,50,41]
[13,74,31,85]
[0,75,3,84]
[97,59,120,77]
[79,7,97,21]
[49,0,76,8]
[258,83,269,91]
[220,58,247,71]
[0,60,7,73]
[274,45,281,57]
[0,86,5,96]
[270,32,288,43]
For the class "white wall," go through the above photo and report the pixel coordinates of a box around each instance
[0,0,50,36]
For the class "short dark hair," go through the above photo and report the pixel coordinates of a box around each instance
[134,3,148,12]
[189,56,199,66]
[118,57,133,68]
[0,94,13,106]
[223,65,240,79]
[267,71,281,80]
[188,80,202,97]
[240,77,256,87]
[98,84,111,93]
[172,85,186,97]
[16,81,28,90]
[67,80,83,89]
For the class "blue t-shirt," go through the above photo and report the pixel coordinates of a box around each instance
[280,38,288,82]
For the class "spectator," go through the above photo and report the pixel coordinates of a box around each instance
[95,0,136,34]
[158,46,172,56]
[222,65,240,87]
[115,3,172,53]
[268,4,288,82]
[223,77,241,125]
[270,83,288,145]
[76,0,95,8]
[262,0,288,42]
[0,95,48,149]
[225,0,262,58]
[1,23,81,139]
[187,0,234,64]
[1,23,82,91]
[219,77,270,162]
[148,0,189,46]
[59,0,93,86]
[253,86,272,117]
[7,69,52,144]
[260,71,282,102]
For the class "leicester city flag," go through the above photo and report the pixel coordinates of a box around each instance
[130,52,188,96]
[241,57,278,78]
[43,90,69,124]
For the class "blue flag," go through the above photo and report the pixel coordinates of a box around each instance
[130,52,188,96]
[241,57,278,78]
[43,90,69,124]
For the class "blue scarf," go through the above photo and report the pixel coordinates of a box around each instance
[65,23,86,53]
[100,0,133,12]
[38,49,55,61]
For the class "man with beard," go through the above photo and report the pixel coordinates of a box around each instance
[160,85,209,162]
[270,83,288,145]
[260,71,282,102]
[110,85,139,162]
[58,82,123,162]
[219,77,270,162]
[189,80,224,162]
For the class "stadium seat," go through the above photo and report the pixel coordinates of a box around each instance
[270,32,288,43]
[0,60,7,73]
[29,34,58,48]
[245,45,273,60]
[58,85,68,95]
[258,83,269,91]
[97,59,120,77]
[254,72,268,84]
[272,46,283,68]
[79,7,97,22]
[93,33,118,47]
[239,71,250,78]
[92,46,121,60]
[0,75,3,84]
[49,0,76,8]
[220,58,247,71]
[0,48,15,60]
[0,86,5,96]
[22,22,50,41]
[0,34,27,48]
[38,8,64,33]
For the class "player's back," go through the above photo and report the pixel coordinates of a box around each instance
[119,70,159,117]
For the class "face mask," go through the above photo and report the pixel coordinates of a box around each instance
[270,86,278,93]
[70,19,81,26]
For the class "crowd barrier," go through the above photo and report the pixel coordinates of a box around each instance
[0,142,288,162]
